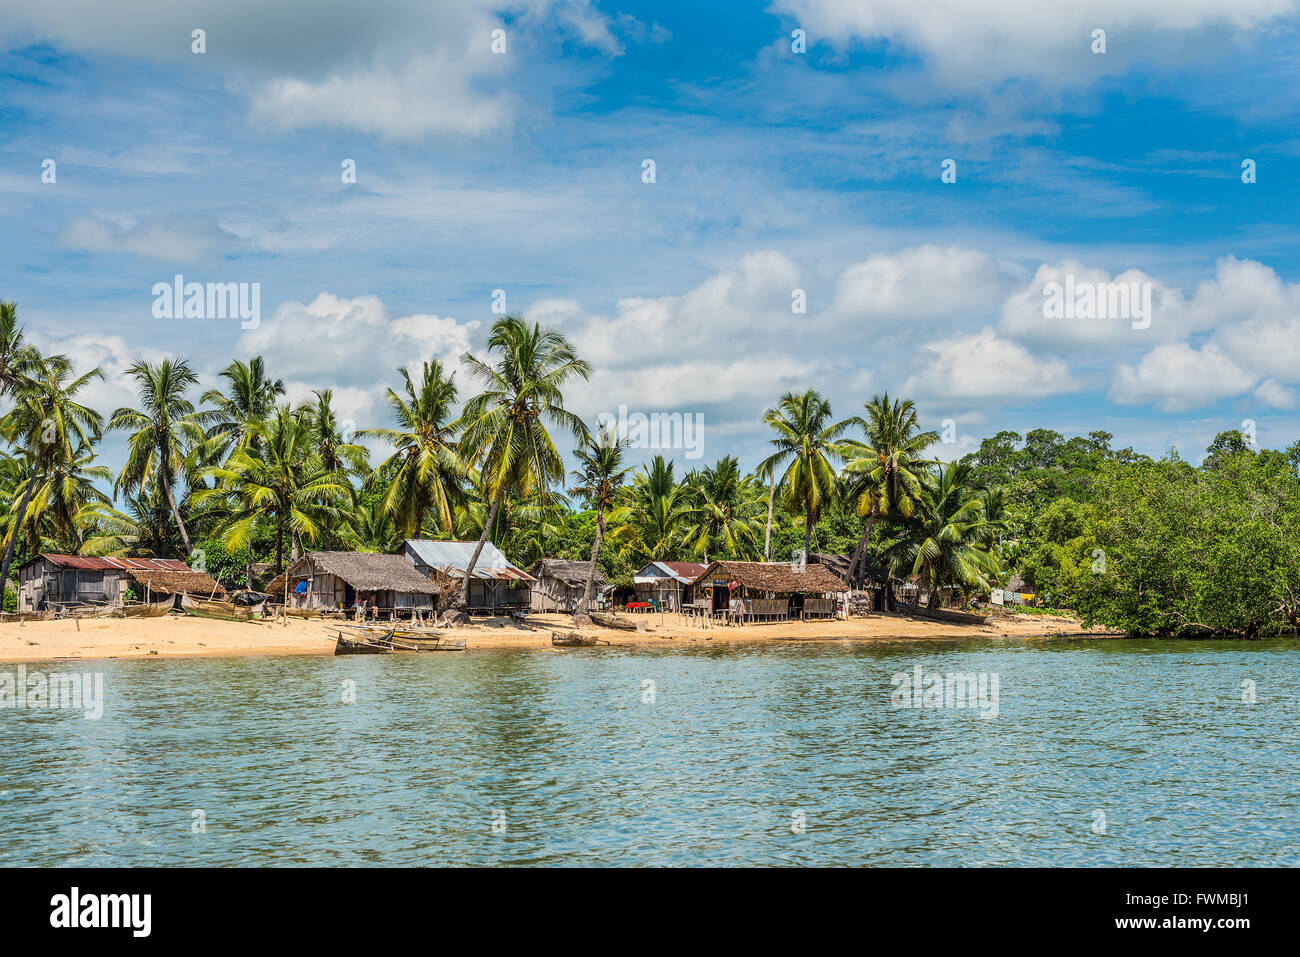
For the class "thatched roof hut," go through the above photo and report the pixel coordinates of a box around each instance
[285,551,439,611]
[531,558,606,587]
[693,560,846,594]
[294,551,439,592]
[125,566,225,598]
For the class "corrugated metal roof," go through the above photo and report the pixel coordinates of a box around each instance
[33,554,191,571]
[402,540,536,582]
[635,561,707,584]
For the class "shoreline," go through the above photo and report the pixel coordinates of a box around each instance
[0,610,1120,665]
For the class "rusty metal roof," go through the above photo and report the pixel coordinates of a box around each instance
[30,554,192,572]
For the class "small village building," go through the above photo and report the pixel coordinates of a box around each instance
[285,551,439,615]
[529,559,608,612]
[808,552,894,611]
[692,560,847,621]
[401,540,534,615]
[15,554,225,611]
[632,561,706,611]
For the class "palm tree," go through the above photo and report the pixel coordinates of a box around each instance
[0,357,104,592]
[454,316,592,615]
[568,428,632,615]
[199,356,285,457]
[109,358,207,555]
[304,389,370,479]
[758,389,850,561]
[885,461,1000,608]
[840,392,938,590]
[679,456,762,562]
[22,445,112,552]
[0,301,44,400]
[358,361,472,539]
[611,455,689,563]
[197,407,353,569]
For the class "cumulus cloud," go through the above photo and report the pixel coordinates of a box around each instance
[831,244,1010,324]
[1109,342,1256,412]
[233,292,479,429]
[901,328,1077,404]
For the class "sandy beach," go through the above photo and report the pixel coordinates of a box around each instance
[0,609,1115,664]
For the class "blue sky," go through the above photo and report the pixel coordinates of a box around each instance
[2,0,1299,475]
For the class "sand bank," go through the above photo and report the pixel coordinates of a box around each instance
[0,609,1115,664]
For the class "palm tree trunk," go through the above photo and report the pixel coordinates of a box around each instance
[458,486,506,609]
[0,457,42,608]
[577,504,604,615]
[848,504,878,591]
[803,503,812,562]
[161,473,191,556]
[763,472,774,561]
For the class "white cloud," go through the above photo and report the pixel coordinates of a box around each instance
[1110,342,1256,412]
[58,214,244,262]
[831,244,1009,323]
[1254,378,1298,410]
[233,293,479,431]
[0,0,625,140]
[901,328,1077,403]
[772,0,1298,87]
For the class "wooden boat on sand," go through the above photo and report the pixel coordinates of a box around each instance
[0,609,54,623]
[181,594,265,621]
[551,631,607,647]
[331,625,418,654]
[590,612,637,631]
[112,598,175,618]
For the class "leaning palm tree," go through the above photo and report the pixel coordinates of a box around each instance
[757,389,850,560]
[453,316,592,617]
[110,358,209,555]
[568,427,632,615]
[358,361,473,539]
[0,356,104,592]
[840,392,938,590]
[885,461,1000,608]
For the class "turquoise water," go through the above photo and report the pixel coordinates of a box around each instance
[1,638,1297,866]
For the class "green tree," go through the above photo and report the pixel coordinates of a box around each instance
[568,427,632,614]
[758,389,850,559]
[359,361,472,539]
[109,358,207,555]
[454,317,591,614]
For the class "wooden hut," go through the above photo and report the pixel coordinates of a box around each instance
[15,554,224,611]
[692,560,847,621]
[529,559,608,612]
[632,561,706,611]
[285,551,439,617]
[401,540,534,615]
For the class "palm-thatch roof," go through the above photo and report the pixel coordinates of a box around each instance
[809,552,890,586]
[290,552,439,594]
[265,572,286,597]
[693,560,847,594]
[530,558,607,587]
[125,567,226,597]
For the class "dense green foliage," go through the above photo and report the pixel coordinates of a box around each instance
[2,296,1297,636]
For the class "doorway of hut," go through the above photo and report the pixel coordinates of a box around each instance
[344,583,355,609]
